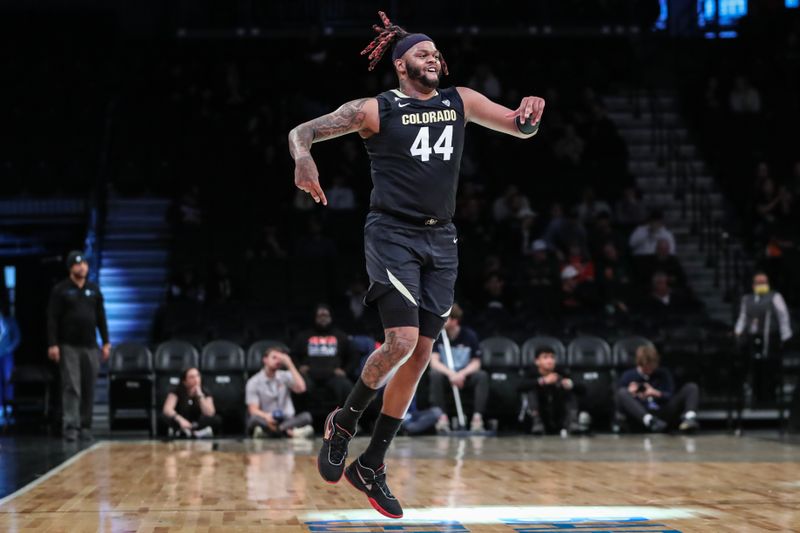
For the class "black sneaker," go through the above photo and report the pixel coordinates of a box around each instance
[648,416,668,432]
[345,457,403,519]
[317,408,353,484]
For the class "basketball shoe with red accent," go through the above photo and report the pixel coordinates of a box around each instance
[344,457,403,519]
[317,408,353,483]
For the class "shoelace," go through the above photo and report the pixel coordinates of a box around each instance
[370,468,395,498]
[329,430,350,463]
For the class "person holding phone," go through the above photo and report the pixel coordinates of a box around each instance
[161,367,221,438]
[246,346,313,438]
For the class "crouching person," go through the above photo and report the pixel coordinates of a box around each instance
[162,367,222,438]
[246,346,313,438]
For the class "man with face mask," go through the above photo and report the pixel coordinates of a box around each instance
[291,304,356,409]
[734,272,792,406]
[47,250,110,441]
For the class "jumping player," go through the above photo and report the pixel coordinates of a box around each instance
[288,11,544,518]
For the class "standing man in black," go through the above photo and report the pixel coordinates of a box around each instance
[288,11,544,518]
[47,251,110,441]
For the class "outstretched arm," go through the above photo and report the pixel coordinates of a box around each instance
[288,98,379,205]
[457,87,544,139]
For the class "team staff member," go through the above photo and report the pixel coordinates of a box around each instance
[288,11,544,518]
[47,250,110,441]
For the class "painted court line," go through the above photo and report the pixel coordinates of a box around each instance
[0,441,106,508]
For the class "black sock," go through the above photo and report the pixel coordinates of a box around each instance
[361,413,404,469]
[335,378,378,434]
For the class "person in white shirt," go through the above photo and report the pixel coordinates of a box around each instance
[246,347,313,438]
[629,210,676,256]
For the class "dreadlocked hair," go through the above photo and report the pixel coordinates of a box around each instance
[360,11,448,75]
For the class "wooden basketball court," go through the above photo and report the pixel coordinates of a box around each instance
[0,435,798,532]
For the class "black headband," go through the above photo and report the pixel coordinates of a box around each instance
[391,33,434,61]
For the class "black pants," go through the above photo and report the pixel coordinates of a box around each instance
[742,335,782,405]
[616,383,699,428]
[59,344,99,435]
[305,374,353,408]
[429,369,489,416]
[161,413,222,434]
[526,385,577,433]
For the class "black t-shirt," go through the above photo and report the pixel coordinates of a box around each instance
[292,327,354,378]
[171,385,211,422]
[47,278,109,347]
[364,87,466,221]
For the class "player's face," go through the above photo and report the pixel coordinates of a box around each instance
[404,42,442,89]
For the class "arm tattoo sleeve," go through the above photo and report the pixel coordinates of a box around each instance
[288,98,370,160]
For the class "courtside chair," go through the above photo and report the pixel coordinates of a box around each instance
[108,342,155,436]
[200,340,246,435]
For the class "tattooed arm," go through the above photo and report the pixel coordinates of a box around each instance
[288,98,379,205]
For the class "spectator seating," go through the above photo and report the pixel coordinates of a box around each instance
[521,336,567,367]
[246,339,290,376]
[109,342,155,435]
[200,340,246,434]
[612,336,654,368]
[567,336,615,428]
[154,340,199,435]
[479,336,522,424]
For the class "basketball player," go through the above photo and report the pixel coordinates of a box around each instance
[288,12,544,518]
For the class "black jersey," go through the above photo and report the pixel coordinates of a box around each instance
[364,86,465,222]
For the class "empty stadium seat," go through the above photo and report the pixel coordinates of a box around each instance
[612,336,655,368]
[567,336,612,367]
[109,343,155,435]
[201,340,246,434]
[479,336,521,369]
[246,339,290,375]
[568,336,614,428]
[521,336,567,367]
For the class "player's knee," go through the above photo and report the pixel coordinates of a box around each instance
[383,326,419,361]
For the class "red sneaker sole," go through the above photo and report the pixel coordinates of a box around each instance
[345,470,403,519]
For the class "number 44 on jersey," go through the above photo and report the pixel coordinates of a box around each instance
[410,125,454,162]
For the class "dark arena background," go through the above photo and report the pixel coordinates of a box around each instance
[1,1,799,531]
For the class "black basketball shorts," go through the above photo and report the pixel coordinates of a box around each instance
[363,211,458,338]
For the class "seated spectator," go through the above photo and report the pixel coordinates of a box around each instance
[292,304,356,407]
[616,345,699,433]
[615,186,648,231]
[519,347,586,435]
[162,367,222,438]
[544,204,589,258]
[562,243,595,283]
[729,75,761,114]
[596,242,631,314]
[429,304,489,433]
[492,184,531,223]
[327,176,357,211]
[294,217,338,259]
[638,271,698,321]
[246,346,313,438]
[642,238,688,289]
[576,187,611,226]
[401,396,444,436]
[168,266,206,303]
[629,210,676,256]
[560,265,599,314]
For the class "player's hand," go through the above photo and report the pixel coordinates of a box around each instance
[294,156,327,206]
[48,345,60,363]
[504,96,545,126]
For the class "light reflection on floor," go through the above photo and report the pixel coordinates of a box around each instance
[303,504,704,523]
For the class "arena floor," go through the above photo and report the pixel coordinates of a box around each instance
[0,434,798,532]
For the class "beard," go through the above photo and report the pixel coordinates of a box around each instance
[407,62,441,90]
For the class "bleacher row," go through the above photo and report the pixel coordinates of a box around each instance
[109,334,685,436]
